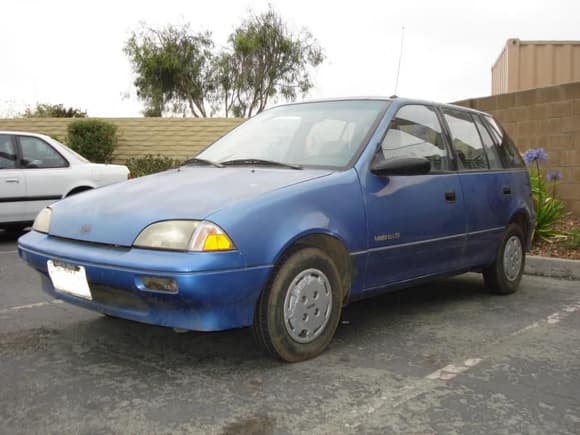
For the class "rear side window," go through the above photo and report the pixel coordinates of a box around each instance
[0,135,17,169]
[443,109,488,170]
[483,116,525,168]
[380,104,450,171]
[18,136,67,168]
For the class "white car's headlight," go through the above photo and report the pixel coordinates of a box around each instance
[32,207,52,234]
[133,220,235,252]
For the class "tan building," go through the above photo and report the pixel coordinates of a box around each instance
[492,39,580,95]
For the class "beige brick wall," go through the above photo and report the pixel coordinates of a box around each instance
[455,81,580,216]
[0,117,244,163]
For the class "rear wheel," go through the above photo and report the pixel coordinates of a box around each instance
[253,247,343,362]
[483,224,525,294]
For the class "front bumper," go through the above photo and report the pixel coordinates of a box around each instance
[18,231,272,331]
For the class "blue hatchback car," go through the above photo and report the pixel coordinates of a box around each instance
[18,97,535,361]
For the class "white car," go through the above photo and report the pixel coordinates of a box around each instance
[0,131,129,231]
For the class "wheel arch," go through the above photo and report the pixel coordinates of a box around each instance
[64,185,94,197]
[508,209,532,249]
[271,230,353,304]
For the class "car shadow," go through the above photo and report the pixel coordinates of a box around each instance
[13,274,493,374]
[0,228,29,244]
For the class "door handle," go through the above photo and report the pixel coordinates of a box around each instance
[5,178,19,184]
[503,186,512,195]
[445,191,456,203]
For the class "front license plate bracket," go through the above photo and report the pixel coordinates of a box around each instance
[47,260,92,300]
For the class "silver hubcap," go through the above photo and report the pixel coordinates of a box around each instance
[503,235,523,282]
[283,268,333,344]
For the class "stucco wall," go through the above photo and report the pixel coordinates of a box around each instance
[455,81,580,215]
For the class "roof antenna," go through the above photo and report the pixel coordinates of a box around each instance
[393,26,405,97]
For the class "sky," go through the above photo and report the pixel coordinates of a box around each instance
[1,0,579,117]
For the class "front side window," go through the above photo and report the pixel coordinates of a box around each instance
[380,105,450,171]
[484,116,525,168]
[197,100,390,168]
[0,135,17,169]
[443,109,489,170]
[19,136,67,168]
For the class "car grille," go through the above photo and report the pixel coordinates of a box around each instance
[90,284,149,312]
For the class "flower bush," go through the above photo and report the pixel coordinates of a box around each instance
[524,148,568,241]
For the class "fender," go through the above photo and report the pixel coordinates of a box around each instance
[208,169,368,268]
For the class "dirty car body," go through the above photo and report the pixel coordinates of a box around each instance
[18,98,535,361]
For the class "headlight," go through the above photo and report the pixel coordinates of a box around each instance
[32,207,52,234]
[133,220,235,252]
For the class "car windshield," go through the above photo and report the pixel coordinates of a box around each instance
[196,100,390,168]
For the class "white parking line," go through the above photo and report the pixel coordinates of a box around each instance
[426,358,483,381]
[510,301,580,336]
[0,300,63,314]
[0,250,17,254]
[426,300,580,383]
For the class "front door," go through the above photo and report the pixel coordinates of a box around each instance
[363,104,466,290]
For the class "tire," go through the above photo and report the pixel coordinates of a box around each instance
[483,224,525,294]
[253,247,343,362]
[1,224,29,233]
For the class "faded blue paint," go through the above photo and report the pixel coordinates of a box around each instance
[18,98,535,332]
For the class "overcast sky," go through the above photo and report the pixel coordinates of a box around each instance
[1,0,579,117]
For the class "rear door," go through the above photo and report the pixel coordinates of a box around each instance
[0,134,28,223]
[16,135,70,221]
[441,108,514,268]
[363,104,466,289]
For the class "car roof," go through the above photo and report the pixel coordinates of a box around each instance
[0,131,52,140]
[276,96,491,117]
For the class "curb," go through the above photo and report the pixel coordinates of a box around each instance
[525,255,580,280]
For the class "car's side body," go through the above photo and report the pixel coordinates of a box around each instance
[17,98,534,336]
[0,132,129,228]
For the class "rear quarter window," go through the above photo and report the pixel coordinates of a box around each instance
[483,116,525,169]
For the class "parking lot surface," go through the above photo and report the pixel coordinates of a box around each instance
[1,230,579,434]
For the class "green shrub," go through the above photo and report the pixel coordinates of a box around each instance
[125,155,181,177]
[563,228,580,249]
[67,120,118,163]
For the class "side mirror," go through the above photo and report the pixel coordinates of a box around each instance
[371,156,431,176]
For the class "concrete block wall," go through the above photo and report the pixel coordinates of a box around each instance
[455,81,580,216]
[0,117,244,164]
[1,85,579,216]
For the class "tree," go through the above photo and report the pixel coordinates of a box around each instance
[124,7,324,117]
[224,7,324,117]
[22,103,87,118]
[124,24,216,117]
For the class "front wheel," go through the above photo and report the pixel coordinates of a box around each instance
[253,247,343,362]
[483,224,525,294]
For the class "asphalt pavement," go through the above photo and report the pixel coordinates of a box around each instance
[1,230,579,434]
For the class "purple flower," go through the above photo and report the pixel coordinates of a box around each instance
[546,170,563,182]
[523,148,548,165]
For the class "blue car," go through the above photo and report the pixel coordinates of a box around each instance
[18,98,535,361]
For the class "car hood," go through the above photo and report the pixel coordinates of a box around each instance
[48,166,332,246]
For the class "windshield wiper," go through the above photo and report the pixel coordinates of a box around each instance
[182,158,224,168]
[221,159,303,170]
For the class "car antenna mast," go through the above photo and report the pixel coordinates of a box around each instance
[393,26,405,96]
